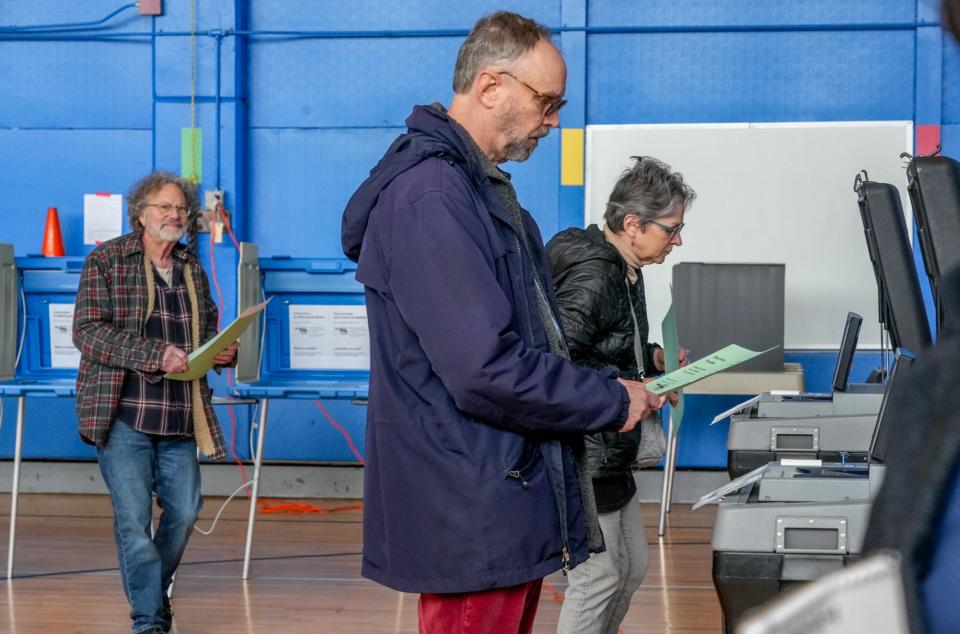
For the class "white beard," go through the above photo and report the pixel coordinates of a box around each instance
[145,223,185,242]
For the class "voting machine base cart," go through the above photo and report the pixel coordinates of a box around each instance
[230,244,369,579]
[712,503,866,631]
[713,451,886,630]
[0,247,84,578]
[711,351,913,631]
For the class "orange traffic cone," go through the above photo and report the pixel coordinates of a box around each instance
[41,207,65,257]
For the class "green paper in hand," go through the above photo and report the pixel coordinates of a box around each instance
[645,344,779,397]
[660,291,685,433]
[166,299,268,381]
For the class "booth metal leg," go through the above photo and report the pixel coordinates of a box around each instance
[657,421,676,536]
[242,399,269,580]
[665,431,679,512]
[7,397,25,579]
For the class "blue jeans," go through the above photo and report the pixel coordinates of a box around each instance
[97,420,202,634]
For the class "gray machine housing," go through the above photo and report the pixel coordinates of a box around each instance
[726,389,883,478]
[745,386,883,419]
[712,462,885,630]
[712,465,884,554]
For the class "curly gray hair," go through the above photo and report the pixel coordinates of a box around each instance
[126,171,199,232]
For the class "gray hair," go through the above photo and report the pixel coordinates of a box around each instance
[126,171,199,232]
[452,11,552,94]
[604,156,696,231]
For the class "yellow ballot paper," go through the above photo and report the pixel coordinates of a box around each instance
[165,299,269,381]
[645,344,779,396]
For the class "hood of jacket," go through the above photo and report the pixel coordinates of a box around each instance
[342,104,490,262]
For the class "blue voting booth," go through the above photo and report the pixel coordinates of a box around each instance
[230,245,369,578]
[0,248,83,578]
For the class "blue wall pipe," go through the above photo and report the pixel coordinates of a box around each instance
[233,0,249,244]
[150,15,157,172]
[227,22,924,38]
[215,30,223,190]
[0,20,926,42]
[0,3,136,33]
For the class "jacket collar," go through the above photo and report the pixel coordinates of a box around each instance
[437,106,521,234]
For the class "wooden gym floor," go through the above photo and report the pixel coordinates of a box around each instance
[0,494,721,633]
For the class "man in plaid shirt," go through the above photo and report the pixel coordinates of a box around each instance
[72,172,237,634]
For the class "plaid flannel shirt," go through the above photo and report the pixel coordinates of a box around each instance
[72,232,227,459]
[116,261,194,436]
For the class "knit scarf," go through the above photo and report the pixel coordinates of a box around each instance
[144,258,216,457]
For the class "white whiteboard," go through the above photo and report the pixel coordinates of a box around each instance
[585,122,914,349]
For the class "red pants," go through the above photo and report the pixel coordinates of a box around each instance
[418,579,543,634]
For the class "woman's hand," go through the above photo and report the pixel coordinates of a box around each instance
[654,346,689,372]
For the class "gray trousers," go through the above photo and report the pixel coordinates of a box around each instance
[557,489,649,634]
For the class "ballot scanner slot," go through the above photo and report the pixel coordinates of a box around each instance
[770,427,819,452]
[775,517,847,555]
[785,529,838,551]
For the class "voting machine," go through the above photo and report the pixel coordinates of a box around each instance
[710,351,914,631]
[723,176,931,478]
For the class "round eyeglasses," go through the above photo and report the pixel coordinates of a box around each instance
[143,202,190,215]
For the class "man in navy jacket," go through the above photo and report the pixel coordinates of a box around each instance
[341,11,661,633]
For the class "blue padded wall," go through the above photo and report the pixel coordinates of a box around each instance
[0,1,956,467]
[586,31,915,124]
[587,0,916,26]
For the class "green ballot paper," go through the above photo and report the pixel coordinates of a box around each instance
[660,292,685,433]
[645,344,779,396]
[165,299,269,381]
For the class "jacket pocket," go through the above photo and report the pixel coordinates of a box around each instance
[417,417,467,458]
[504,440,541,489]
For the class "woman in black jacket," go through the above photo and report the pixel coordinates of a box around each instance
[548,156,695,634]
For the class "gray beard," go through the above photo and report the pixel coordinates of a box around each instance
[504,137,534,162]
[146,225,185,242]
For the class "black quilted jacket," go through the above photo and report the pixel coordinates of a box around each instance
[547,225,661,480]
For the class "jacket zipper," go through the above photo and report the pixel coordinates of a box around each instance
[506,470,530,489]
[514,234,536,345]
[514,228,572,575]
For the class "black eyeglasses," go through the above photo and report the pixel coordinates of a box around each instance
[647,219,685,240]
[144,202,189,215]
[498,71,567,116]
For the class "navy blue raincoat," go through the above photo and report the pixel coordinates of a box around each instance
[341,105,628,593]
